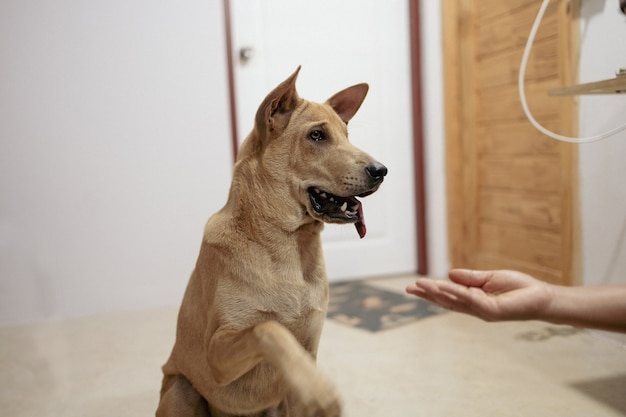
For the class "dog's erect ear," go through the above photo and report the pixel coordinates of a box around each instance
[326,83,369,124]
[254,66,302,141]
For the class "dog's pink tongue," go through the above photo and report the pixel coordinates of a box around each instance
[355,200,366,239]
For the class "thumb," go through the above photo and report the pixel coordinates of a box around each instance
[448,268,490,288]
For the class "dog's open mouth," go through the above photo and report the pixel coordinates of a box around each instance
[307,187,368,238]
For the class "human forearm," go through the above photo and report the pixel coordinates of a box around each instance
[543,284,626,333]
[407,269,626,334]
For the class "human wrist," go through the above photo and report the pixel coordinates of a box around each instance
[539,282,563,324]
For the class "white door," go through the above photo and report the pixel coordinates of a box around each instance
[230,0,416,281]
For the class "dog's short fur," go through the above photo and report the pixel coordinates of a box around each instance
[156,67,387,417]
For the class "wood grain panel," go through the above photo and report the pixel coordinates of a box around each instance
[479,190,561,230]
[475,0,555,21]
[477,119,561,155]
[478,155,560,192]
[476,6,557,58]
[442,0,466,266]
[477,81,563,124]
[478,222,562,271]
[477,38,559,90]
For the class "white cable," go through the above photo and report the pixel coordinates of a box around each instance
[519,0,626,144]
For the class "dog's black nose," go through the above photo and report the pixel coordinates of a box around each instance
[366,162,388,182]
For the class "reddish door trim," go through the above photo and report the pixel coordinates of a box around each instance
[408,0,428,275]
[222,0,240,162]
[222,0,428,274]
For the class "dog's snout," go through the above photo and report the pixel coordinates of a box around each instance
[365,162,388,183]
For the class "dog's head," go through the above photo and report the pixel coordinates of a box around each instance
[238,67,387,238]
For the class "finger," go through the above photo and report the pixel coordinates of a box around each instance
[421,279,499,316]
[405,283,425,295]
[409,278,472,302]
[449,269,491,288]
[406,279,438,296]
[406,285,431,301]
[407,279,464,310]
[408,278,448,295]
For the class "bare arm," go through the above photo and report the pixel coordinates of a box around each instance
[406,269,626,333]
[547,283,626,333]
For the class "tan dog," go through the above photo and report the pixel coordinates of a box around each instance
[156,67,387,417]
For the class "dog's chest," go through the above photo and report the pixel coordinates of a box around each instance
[255,272,327,323]
[218,256,328,329]
[253,234,327,319]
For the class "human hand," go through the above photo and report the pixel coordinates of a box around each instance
[406,269,554,322]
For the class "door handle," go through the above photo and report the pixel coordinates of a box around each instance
[239,47,255,64]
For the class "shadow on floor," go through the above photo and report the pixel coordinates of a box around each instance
[570,373,626,414]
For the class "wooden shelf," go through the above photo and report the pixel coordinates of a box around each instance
[548,69,626,96]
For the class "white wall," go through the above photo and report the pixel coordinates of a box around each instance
[420,1,448,278]
[578,1,626,286]
[0,0,232,325]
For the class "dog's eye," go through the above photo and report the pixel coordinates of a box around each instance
[308,130,326,142]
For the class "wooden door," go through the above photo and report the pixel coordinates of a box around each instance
[443,0,580,285]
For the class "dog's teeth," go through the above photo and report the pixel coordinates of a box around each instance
[351,204,359,211]
[314,188,321,194]
[340,202,348,212]
[329,197,335,202]
[320,193,327,198]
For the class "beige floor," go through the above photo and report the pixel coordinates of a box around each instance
[1,275,626,417]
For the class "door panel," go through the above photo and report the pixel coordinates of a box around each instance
[444,0,579,285]
[230,0,417,281]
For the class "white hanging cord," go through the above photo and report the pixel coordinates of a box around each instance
[519,0,626,144]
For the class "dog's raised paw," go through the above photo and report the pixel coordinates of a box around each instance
[298,375,342,417]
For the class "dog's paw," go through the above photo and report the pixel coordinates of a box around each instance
[291,370,342,417]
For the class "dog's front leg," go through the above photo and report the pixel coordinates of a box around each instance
[208,320,342,417]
